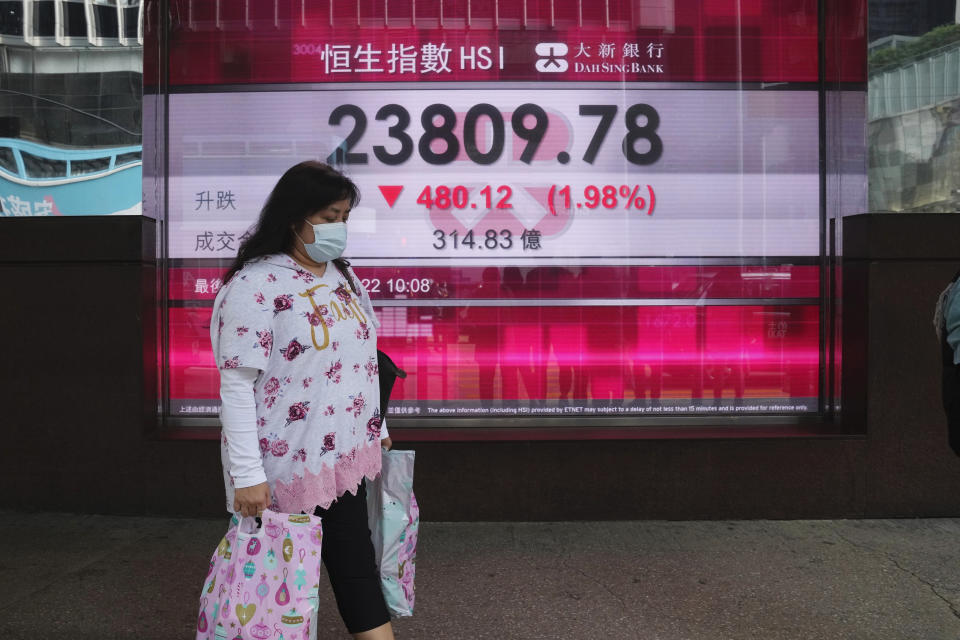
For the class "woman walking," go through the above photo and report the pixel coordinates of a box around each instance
[210,161,395,639]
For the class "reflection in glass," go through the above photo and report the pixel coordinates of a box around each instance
[122,5,138,38]
[93,3,119,39]
[64,0,87,37]
[165,265,821,417]
[116,150,141,165]
[0,1,22,36]
[0,146,16,174]
[33,1,55,37]
[868,4,960,213]
[71,157,111,175]
[0,0,143,218]
[21,151,66,178]
[157,0,831,423]
[167,301,820,415]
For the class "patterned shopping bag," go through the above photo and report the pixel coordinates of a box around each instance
[367,448,418,618]
[195,510,323,640]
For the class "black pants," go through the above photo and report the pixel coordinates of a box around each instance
[313,480,391,634]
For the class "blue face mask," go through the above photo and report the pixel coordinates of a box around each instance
[298,221,347,263]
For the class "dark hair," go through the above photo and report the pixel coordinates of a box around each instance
[224,161,360,291]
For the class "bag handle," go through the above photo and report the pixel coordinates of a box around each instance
[232,512,267,536]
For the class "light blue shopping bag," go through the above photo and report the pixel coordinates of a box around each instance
[367,448,418,618]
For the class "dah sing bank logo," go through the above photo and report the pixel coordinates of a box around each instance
[535,43,569,72]
[535,41,666,75]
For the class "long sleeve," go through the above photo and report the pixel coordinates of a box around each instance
[947,285,960,365]
[219,366,267,488]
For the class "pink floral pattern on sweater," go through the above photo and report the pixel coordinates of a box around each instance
[211,254,385,515]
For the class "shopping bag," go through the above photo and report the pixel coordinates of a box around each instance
[196,510,323,640]
[366,448,419,618]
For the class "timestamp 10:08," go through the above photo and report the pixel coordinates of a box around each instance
[360,277,434,294]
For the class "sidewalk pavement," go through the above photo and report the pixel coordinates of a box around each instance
[1,512,959,640]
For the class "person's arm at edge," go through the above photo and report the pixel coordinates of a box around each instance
[947,285,960,365]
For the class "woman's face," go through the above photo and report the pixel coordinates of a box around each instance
[296,197,352,243]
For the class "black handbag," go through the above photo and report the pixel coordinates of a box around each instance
[377,349,407,418]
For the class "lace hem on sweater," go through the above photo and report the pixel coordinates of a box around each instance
[269,439,382,513]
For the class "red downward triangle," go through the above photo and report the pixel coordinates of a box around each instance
[378,185,403,208]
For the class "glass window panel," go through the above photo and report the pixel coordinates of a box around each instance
[932,55,945,105]
[167,303,821,416]
[413,0,441,28]
[868,1,960,213]
[116,150,141,165]
[71,157,111,175]
[0,146,17,174]
[888,69,902,114]
[166,263,821,418]
[123,6,139,37]
[158,0,832,430]
[608,0,633,29]
[495,0,523,28]
[386,0,413,27]
[523,0,552,28]
[0,1,23,36]
[93,4,119,38]
[358,0,387,28]
[21,151,67,178]
[579,0,606,27]
[246,0,279,28]
[64,1,88,37]
[441,0,468,29]
[869,77,884,119]
[186,0,217,29]
[917,60,931,107]
[34,1,55,37]
[946,50,959,101]
[468,0,495,28]
[325,0,353,27]
[903,65,918,111]
[552,0,578,27]
[215,0,246,30]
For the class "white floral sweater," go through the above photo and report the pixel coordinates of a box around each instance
[210,254,386,514]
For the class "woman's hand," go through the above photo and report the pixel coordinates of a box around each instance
[234,482,271,518]
[381,437,393,451]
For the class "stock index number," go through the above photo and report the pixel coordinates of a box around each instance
[326,103,662,167]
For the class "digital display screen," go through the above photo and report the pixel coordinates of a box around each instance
[161,0,826,424]
[170,88,819,259]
